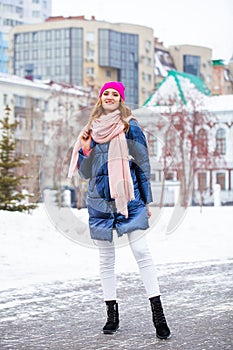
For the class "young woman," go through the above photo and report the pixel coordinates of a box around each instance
[68,81,171,339]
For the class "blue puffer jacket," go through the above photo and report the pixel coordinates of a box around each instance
[78,119,153,242]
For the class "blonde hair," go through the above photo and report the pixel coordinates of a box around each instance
[86,97,132,132]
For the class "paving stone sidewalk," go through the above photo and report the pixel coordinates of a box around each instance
[0,260,232,350]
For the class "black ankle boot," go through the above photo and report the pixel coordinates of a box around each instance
[103,300,119,334]
[150,296,171,339]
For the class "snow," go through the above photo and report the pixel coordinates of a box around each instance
[145,73,208,107]
[205,94,233,112]
[1,204,232,292]
[0,72,49,90]
[0,72,86,96]
[144,68,233,113]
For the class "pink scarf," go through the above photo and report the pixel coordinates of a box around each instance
[68,110,135,218]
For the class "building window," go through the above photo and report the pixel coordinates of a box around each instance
[183,55,200,76]
[55,48,61,57]
[55,30,61,40]
[150,173,156,181]
[3,94,8,105]
[46,67,51,75]
[106,70,111,78]
[129,52,135,61]
[44,100,48,112]
[65,29,70,39]
[197,128,208,156]
[145,40,151,52]
[3,4,14,11]
[86,67,94,76]
[24,50,29,59]
[16,50,22,60]
[165,172,175,180]
[145,73,151,82]
[46,49,51,58]
[15,95,26,108]
[55,65,60,74]
[45,31,52,41]
[32,32,38,42]
[32,49,38,59]
[216,173,225,190]
[23,33,29,43]
[86,49,94,59]
[147,132,157,156]
[165,127,176,156]
[142,72,151,82]
[16,114,23,130]
[15,34,21,43]
[216,128,226,155]
[32,11,40,17]
[198,172,207,192]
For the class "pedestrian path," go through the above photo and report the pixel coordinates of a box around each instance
[0,260,232,350]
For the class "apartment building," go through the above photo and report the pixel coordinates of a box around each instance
[228,55,233,76]
[9,16,155,107]
[154,37,177,88]
[0,0,51,73]
[211,59,233,95]
[0,72,89,199]
[142,71,233,206]
[168,44,213,90]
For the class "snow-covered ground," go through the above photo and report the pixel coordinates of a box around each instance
[1,204,232,291]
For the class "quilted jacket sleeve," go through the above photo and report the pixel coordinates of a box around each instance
[78,139,98,179]
[77,149,93,180]
[127,119,153,204]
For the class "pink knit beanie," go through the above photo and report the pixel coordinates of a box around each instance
[99,81,125,101]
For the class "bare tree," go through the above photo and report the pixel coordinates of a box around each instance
[157,99,225,207]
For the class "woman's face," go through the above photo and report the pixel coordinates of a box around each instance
[101,88,121,113]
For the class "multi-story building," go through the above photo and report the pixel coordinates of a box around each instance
[211,59,233,95]
[1,71,232,206]
[228,55,233,77]
[154,37,176,89]
[168,44,213,91]
[0,0,51,73]
[9,16,155,107]
[141,71,233,206]
[0,72,89,200]
[153,42,232,96]
[202,94,233,204]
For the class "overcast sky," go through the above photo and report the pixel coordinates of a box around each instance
[51,0,233,63]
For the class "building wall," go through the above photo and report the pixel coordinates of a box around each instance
[9,17,154,107]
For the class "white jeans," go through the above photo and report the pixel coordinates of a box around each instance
[95,230,161,301]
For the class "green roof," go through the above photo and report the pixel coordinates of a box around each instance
[143,70,211,106]
[212,59,225,66]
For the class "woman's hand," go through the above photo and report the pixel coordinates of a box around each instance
[80,129,92,150]
[146,204,152,218]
